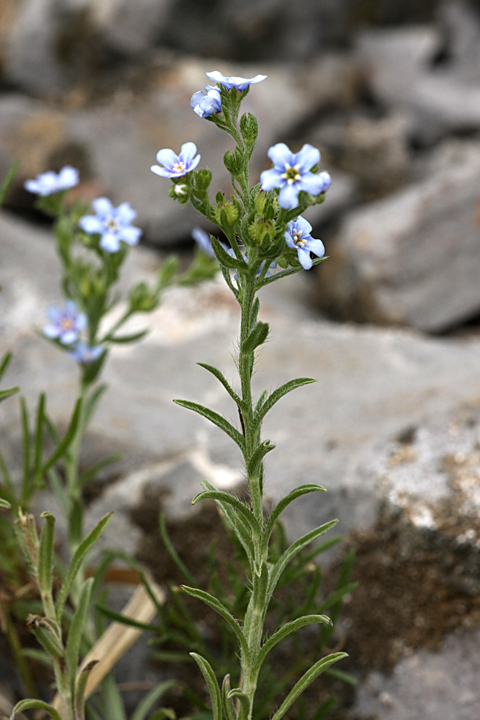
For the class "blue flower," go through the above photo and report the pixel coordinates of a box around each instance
[151,142,201,178]
[260,143,331,210]
[285,217,325,270]
[190,86,222,118]
[206,71,267,91]
[70,342,104,365]
[79,198,142,253]
[44,300,86,344]
[192,227,215,257]
[24,166,79,196]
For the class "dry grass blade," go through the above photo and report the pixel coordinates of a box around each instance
[53,577,164,711]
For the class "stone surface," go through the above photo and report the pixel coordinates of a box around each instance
[0,53,358,245]
[90,0,175,55]
[355,7,480,142]
[316,139,480,333]
[352,627,480,720]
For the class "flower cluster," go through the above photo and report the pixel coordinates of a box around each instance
[24,166,79,196]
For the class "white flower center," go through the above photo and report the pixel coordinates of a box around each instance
[173,161,186,174]
[282,164,301,185]
[292,230,306,247]
[106,217,120,232]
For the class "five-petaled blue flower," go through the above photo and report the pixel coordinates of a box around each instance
[285,216,325,270]
[190,86,222,118]
[206,71,267,92]
[151,143,201,178]
[79,198,142,253]
[44,300,86,345]
[261,143,331,210]
[70,342,104,365]
[24,166,79,196]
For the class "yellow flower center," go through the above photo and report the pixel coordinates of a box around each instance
[173,161,186,174]
[282,164,301,185]
[293,231,306,248]
[106,218,120,232]
[61,318,74,330]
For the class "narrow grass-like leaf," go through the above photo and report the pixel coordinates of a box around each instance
[106,330,149,344]
[254,378,316,426]
[159,512,198,587]
[264,484,327,544]
[197,363,242,407]
[33,393,46,476]
[0,161,18,206]
[174,399,245,451]
[222,676,236,720]
[0,498,11,509]
[317,583,357,613]
[0,385,19,402]
[270,653,348,720]
[324,667,358,686]
[246,440,275,479]
[95,604,158,632]
[255,615,331,672]
[190,653,222,720]
[130,680,175,720]
[37,512,55,614]
[75,660,98,720]
[83,383,107,427]
[20,397,31,490]
[148,709,176,720]
[182,586,248,657]
[40,398,82,477]
[66,578,94,692]
[20,647,53,667]
[10,699,62,720]
[191,490,260,537]
[268,520,338,601]
[227,688,250,720]
[198,480,254,560]
[55,513,112,622]
[211,236,244,269]
[78,453,123,487]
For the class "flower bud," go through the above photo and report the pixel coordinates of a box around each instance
[240,113,258,144]
[129,282,158,312]
[223,150,243,177]
[215,201,239,226]
[249,218,275,245]
[254,191,267,214]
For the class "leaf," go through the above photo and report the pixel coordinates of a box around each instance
[107,330,149,344]
[10,699,62,720]
[78,453,123,487]
[197,363,241,407]
[83,383,108,427]
[255,615,332,672]
[0,161,18,207]
[210,237,243,269]
[75,660,99,720]
[189,653,222,720]
[173,399,245,451]
[243,321,269,355]
[246,440,275,479]
[270,653,348,720]
[264,484,327,544]
[227,688,250,720]
[268,520,338,600]
[95,604,158,632]
[0,498,11,509]
[66,578,94,692]
[182,586,248,657]
[130,681,176,720]
[0,386,19,403]
[55,513,113,622]
[324,667,359,686]
[37,512,55,607]
[198,480,254,561]
[221,676,236,720]
[159,512,199,588]
[40,398,82,477]
[191,489,260,537]
[254,378,316,427]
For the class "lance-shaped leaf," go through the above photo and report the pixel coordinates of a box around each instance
[182,586,248,657]
[190,653,222,720]
[199,479,254,561]
[0,498,11,509]
[75,660,99,720]
[192,489,261,538]
[38,512,56,614]
[242,321,269,356]
[0,161,18,206]
[78,454,123,488]
[246,440,275,479]
[174,399,245,451]
[198,363,242,407]
[264,484,327,545]
[26,615,64,660]
[254,378,316,427]
[56,513,113,622]
[106,329,149,344]
[10,699,62,720]
[267,520,338,601]
[270,653,348,720]
[40,398,82,477]
[66,578,94,692]
[130,680,175,720]
[211,236,244,269]
[228,688,250,720]
[255,615,332,672]
[0,385,19,403]
[222,675,236,720]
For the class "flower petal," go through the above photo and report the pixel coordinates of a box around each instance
[60,330,77,345]
[267,143,295,169]
[295,144,320,172]
[295,216,313,235]
[180,142,198,165]
[298,173,329,196]
[206,71,226,84]
[278,183,300,209]
[297,247,313,270]
[260,168,283,191]
[92,197,114,218]
[151,165,175,178]
[116,202,136,225]
[43,324,60,338]
[307,239,325,258]
[79,215,104,234]
[155,148,177,168]
[119,226,141,246]
[100,232,121,253]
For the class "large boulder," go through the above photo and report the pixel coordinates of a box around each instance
[315,140,480,333]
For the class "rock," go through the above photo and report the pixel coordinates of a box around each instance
[352,627,480,720]
[315,139,480,333]
[90,0,175,56]
[0,53,359,244]
[355,15,480,142]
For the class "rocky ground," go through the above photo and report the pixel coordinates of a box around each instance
[3,0,480,718]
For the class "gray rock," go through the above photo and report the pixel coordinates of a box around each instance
[352,627,480,720]
[90,0,174,55]
[355,15,480,142]
[316,139,480,332]
[0,53,359,245]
